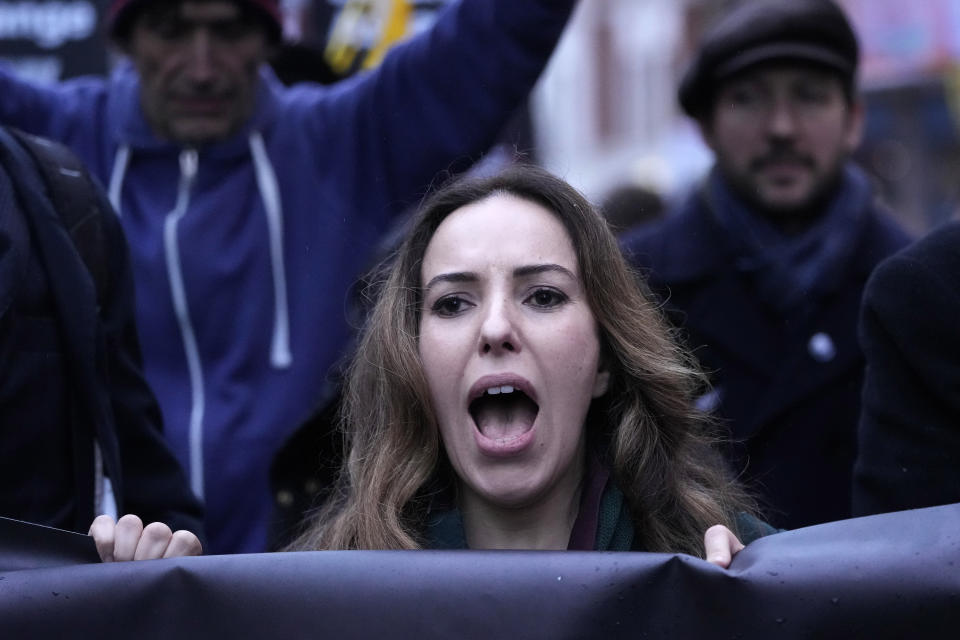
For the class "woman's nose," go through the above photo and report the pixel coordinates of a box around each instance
[479,299,519,355]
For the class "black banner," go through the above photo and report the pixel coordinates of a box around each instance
[0,517,99,571]
[1,503,958,638]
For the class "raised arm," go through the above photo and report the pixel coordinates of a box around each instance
[0,64,109,147]
[296,0,578,220]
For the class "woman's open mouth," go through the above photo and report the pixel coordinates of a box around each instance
[469,384,539,456]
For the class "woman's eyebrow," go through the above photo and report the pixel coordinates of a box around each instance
[423,271,477,291]
[513,264,577,280]
[423,264,576,291]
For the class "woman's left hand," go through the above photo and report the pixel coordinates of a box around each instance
[703,524,745,568]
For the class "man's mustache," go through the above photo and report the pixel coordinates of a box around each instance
[750,151,815,171]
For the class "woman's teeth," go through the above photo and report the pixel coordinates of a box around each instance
[485,385,515,395]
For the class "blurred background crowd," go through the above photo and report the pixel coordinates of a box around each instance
[4,0,959,236]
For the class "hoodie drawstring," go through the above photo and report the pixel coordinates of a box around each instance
[107,144,131,214]
[249,131,292,369]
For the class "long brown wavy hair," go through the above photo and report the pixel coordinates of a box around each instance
[291,165,755,555]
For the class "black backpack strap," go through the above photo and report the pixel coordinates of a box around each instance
[5,129,109,305]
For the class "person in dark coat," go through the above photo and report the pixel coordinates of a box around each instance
[853,220,960,516]
[621,0,910,530]
[0,126,204,559]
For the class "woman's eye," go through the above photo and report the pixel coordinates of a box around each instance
[526,288,567,309]
[432,295,470,317]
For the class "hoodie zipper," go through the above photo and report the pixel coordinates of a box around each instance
[163,149,206,498]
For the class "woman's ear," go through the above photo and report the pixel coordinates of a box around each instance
[592,344,613,398]
[592,367,610,398]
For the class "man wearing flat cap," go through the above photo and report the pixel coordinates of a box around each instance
[622,0,909,530]
[0,0,580,554]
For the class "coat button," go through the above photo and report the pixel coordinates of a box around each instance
[808,332,836,362]
[694,388,721,413]
[276,489,294,508]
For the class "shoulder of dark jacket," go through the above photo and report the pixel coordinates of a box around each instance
[2,127,111,303]
[873,219,960,282]
[864,219,960,319]
[620,189,727,285]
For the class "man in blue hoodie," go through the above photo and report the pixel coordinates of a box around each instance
[0,0,579,553]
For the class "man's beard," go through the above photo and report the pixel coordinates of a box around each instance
[729,152,847,233]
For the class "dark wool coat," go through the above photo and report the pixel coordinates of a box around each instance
[622,178,909,530]
[0,128,204,538]
[853,220,960,516]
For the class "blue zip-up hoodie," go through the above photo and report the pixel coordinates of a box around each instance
[0,0,577,553]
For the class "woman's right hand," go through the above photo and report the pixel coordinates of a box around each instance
[703,524,745,568]
[89,514,203,562]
